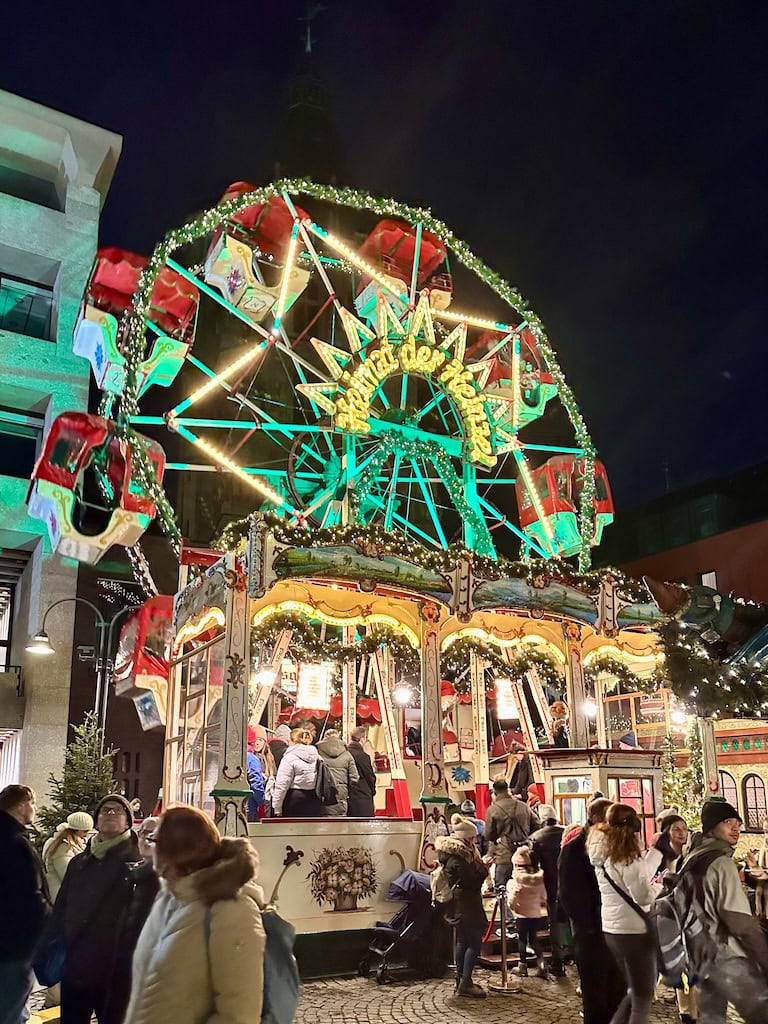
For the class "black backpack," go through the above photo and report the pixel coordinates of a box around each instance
[315,758,338,807]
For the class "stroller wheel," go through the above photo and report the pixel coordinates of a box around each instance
[358,957,371,978]
[375,965,389,985]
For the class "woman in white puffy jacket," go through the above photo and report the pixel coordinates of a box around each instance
[271,727,323,817]
[123,805,265,1024]
[588,802,662,1024]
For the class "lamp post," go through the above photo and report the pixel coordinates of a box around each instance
[26,597,139,748]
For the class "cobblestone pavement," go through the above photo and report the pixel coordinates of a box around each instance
[295,969,706,1024]
[30,971,745,1022]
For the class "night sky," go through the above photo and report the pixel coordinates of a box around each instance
[3,1,766,508]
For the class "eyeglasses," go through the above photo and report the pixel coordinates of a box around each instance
[100,806,126,816]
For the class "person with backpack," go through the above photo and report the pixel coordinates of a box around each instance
[684,800,768,1023]
[558,797,631,1024]
[123,805,265,1024]
[271,728,324,817]
[436,815,489,999]
[316,729,359,816]
[531,804,566,975]
[485,778,540,889]
[588,802,661,1024]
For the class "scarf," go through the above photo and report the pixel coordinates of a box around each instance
[90,831,131,860]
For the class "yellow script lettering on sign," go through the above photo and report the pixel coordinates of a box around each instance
[329,338,496,468]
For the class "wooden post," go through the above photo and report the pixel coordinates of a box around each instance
[470,652,490,819]
[251,628,292,727]
[563,623,589,748]
[418,612,449,869]
[341,625,357,742]
[212,553,250,837]
[372,647,411,817]
[698,716,720,797]
[595,673,608,749]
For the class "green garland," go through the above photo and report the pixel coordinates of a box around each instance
[218,513,651,603]
[355,434,494,557]
[251,609,420,673]
[658,620,768,717]
[441,638,563,694]
[111,178,599,572]
[583,654,664,697]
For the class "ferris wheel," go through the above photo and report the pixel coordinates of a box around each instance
[28,180,613,587]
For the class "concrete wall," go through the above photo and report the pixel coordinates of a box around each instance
[0,91,122,800]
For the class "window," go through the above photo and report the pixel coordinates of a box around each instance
[742,774,767,832]
[0,275,53,341]
[0,410,43,479]
[607,776,657,847]
[0,587,12,670]
[718,770,738,809]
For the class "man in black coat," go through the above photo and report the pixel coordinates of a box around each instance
[508,742,535,800]
[0,784,50,1024]
[51,793,139,1024]
[347,726,376,817]
[530,804,566,975]
[558,797,625,1024]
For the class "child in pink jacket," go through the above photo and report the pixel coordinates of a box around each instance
[507,845,549,978]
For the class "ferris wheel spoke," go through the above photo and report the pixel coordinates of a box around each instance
[408,458,448,547]
[476,494,549,557]
[165,258,271,340]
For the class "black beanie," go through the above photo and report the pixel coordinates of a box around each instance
[701,799,741,834]
[93,793,134,830]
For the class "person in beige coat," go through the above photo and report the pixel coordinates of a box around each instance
[123,805,265,1024]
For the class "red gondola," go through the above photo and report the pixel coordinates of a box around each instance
[89,247,198,340]
[213,186,309,258]
[27,412,166,564]
[515,455,614,557]
[114,595,174,729]
[354,218,452,319]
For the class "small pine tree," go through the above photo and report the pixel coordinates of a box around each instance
[685,719,704,830]
[660,725,704,831]
[36,712,119,844]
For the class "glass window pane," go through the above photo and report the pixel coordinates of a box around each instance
[553,775,593,794]
[642,778,654,813]
[719,770,738,807]
[743,774,767,832]
[0,277,53,340]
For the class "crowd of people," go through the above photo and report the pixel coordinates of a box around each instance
[3,733,768,1024]
[0,719,379,1024]
[436,778,768,1023]
[245,721,377,821]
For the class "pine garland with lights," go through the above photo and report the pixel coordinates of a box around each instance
[218,512,651,603]
[250,610,419,673]
[110,178,601,574]
[583,654,665,697]
[658,620,768,717]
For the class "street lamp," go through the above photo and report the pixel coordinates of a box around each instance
[26,597,139,746]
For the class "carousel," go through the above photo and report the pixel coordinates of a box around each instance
[29,180,682,940]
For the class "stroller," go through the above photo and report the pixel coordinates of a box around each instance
[359,870,450,984]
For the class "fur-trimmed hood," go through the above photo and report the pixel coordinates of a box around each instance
[169,838,264,907]
[435,834,474,861]
[512,867,544,887]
